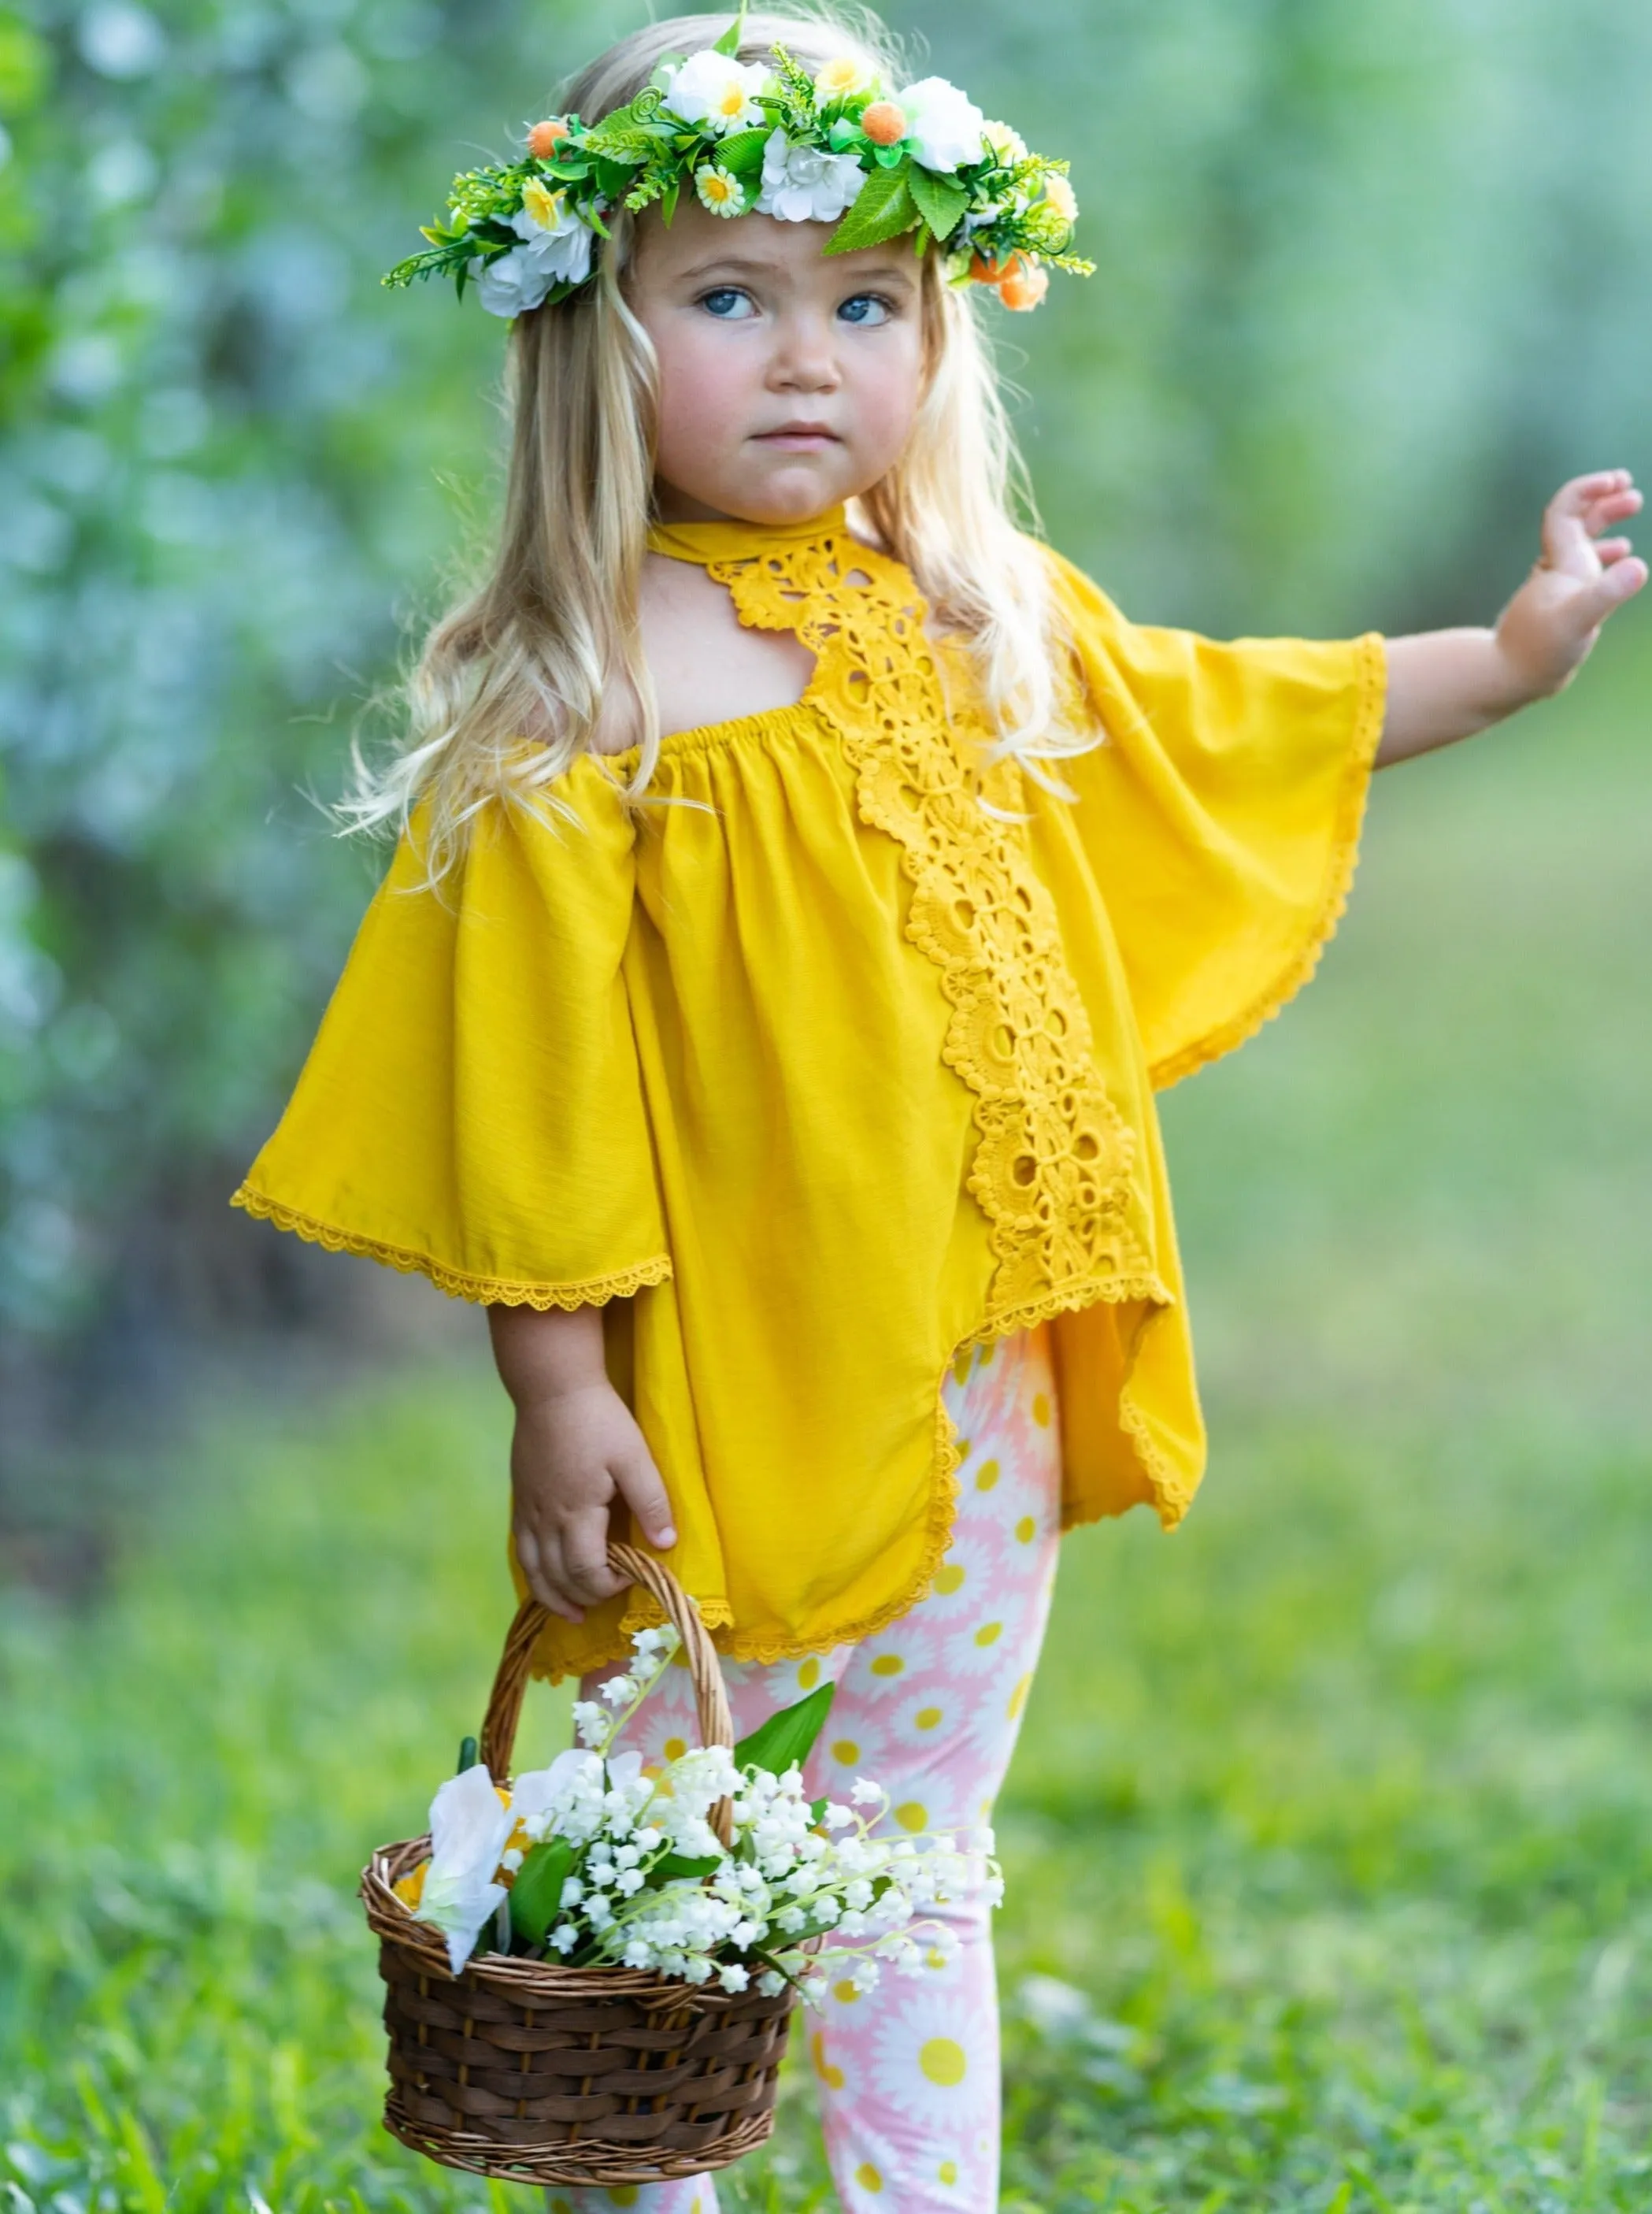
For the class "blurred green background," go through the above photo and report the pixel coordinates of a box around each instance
[2,1,1650,2207]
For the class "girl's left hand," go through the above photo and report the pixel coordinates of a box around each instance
[1497,469,1646,699]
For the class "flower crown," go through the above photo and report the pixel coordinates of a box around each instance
[383,17,1091,321]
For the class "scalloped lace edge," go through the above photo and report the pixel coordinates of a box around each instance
[230,1185,672,1310]
[530,1271,1180,1683]
[1149,631,1387,1092]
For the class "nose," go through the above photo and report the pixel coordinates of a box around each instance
[766,307,843,396]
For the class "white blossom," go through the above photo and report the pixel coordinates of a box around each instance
[665,51,769,135]
[755,128,865,224]
[895,76,987,173]
[413,1766,513,1975]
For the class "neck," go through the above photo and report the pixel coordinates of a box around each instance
[650,483,853,530]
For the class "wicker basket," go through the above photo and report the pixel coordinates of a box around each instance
[360,1544,795,2186]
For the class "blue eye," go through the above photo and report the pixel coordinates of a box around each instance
[701,287,756,320]
[838,294,892,327]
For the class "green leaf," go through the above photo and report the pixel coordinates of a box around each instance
[717,127,771,177]
[711,2,749,59]
[908,167,969,243]
[455,1734,479,1773]
[824,162,917,256]
[733,1681,835,1775]
[659,173,681,227]
[650,1850,724,1882]
[509,1835,575,1949]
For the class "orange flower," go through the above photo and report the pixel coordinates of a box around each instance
[526,118,569,159]
[860,102,908,148]
[998,259,1050,311]
[969,249,1006,284]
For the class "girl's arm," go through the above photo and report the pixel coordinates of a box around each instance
[487,1303,678,1626]
[1378,470,1646,767]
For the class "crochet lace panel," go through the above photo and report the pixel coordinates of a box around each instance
[705,527,1164,1322]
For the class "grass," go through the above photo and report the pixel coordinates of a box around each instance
[3,622,1651,2210]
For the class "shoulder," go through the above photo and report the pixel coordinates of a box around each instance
[1024,537,1132,636]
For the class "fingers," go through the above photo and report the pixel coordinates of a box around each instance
[1543,469,1641,574]
[555,1504,629,1608]
[514,1518,583,1625]
[613,1448,680,1554]
[1582,555,1649,621]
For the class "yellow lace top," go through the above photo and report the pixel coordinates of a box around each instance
[234,508,1385,1681]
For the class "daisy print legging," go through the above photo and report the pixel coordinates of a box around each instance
[548,1320,1064,2214]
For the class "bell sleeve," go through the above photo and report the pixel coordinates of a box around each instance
[1046,552,1387,1088]
[232,782,671,1307]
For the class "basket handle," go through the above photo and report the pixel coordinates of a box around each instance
[478,1542,735,1846]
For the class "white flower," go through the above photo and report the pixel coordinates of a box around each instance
[665,50,769,135]
[504,177,595,287]
[413,1766,514,1975]
[598,1673,639,1708]
[850,1778,883,1805]
[470,247,554,321]
[572,1700,611,1749]
[981,119,1028,166]
[757,1967,787,1995]
[695,162,744,218]
[718,1963,751,1992]
[813,55,877,102]
[755,128,865,224]
[511,1748,600,1827]
[895,76,986,173]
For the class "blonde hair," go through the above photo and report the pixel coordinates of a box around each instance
[346,7,1095,872]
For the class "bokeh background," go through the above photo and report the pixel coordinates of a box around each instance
[2,2,1650,2207]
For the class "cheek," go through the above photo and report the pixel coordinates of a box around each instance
[846,334,926,466]
[650,321,758,473]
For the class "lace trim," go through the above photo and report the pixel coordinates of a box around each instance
[704,528,1161,1325]
[230,1185,672,1310]
[1149,630,1388,1091]
[523,527,1189,1682]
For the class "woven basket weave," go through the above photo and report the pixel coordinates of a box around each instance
[360,1544,795,2185]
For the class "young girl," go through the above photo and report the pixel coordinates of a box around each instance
[233,10,1644,2208]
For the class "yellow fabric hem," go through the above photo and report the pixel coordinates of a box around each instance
[229,1185,672,1310]
[530,1270,1178,1685]
[1148,629,1387,1092]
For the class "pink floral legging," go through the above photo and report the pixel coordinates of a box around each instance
[548,1321,1063,2214]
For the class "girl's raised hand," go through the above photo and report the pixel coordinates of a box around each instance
[1497,469,1646,699]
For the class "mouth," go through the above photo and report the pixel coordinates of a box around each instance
[752,423,840,450]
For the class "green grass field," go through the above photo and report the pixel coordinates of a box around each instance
[4,629,1650,2211]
